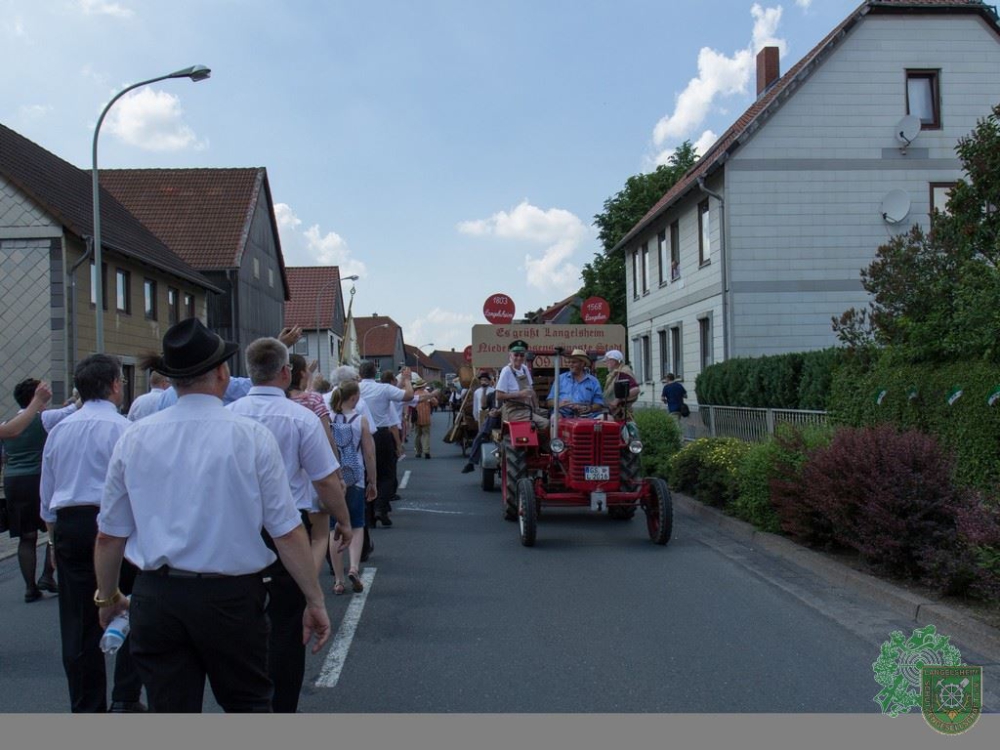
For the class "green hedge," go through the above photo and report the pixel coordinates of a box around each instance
[696,348,842,409]
[828,357,1000,490]
[631,407,682,479]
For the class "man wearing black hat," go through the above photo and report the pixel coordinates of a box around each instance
[94,318,331,712]
[495,340,549,430]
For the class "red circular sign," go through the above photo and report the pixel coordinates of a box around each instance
[463,345,473,363]
[581,296,610,325]
[483,293,515,324]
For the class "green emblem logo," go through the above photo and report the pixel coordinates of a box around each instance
[872,625,962,716]
[947,387,963,406]
[921,666,982,735]
[875,388,888,406]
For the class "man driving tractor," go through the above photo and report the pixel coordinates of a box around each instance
[546,348,605,418]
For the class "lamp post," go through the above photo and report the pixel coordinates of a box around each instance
[314,274,358,367]
[362,323,390,364]
[419,342,434,349]
[91,65,211,353]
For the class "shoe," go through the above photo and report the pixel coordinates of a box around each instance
[424,454,431,459]
[375,514,392,527]
[461,463,474,474]
[333,581,346,596]
[37,574,58,593]
[348,569,364,593]
[109,701,147,713]
[24,587,42,603]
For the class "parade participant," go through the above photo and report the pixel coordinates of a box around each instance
[471,371,495,429]
[39,355,145,713]
[127,371,168,422]
[359,361,412,527]
[94,318,331,713]
[547,349,605,418]
[495,340,548,430]
[329,381,376,595]
[0,380,52,439]
[330,365,377,561]
[600,349,639,421]
[228,338,350,713]
[382,370,406,462]
[3,379,57,603]
[410,375,438,459]
[661,373,688,421]
[460,387,500,474]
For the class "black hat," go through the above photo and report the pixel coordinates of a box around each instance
[509,339,529,353]
[152,318,239,378]
[478,370,492,380]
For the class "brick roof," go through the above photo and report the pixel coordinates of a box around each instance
[355,315,401,358]
[284,266,344,330]
[614,0,999,253]
[0,124,219,292]
[98,168,288,296]
[404,343,438,370]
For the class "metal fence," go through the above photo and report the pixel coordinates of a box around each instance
[693,405,828,443]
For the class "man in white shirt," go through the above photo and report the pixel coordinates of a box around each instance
[471,371,495,428]
[495,339,549,430]
[40,354,144,713]
[358,361,412,527]
[94,318,331,713]
[228,337,351,713]
[126,371,168,421]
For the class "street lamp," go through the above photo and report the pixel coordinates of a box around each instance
[362,323,390,362]
[314,274,359,363]
[91,65,211,352]
[419,342,434,349]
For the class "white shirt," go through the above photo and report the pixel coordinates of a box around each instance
[496,363,532,393]
[98,394,302,575]
[127,388,166,422]
[40,400,128,523]
[358,379,408,428]
[472,386,495,422]
[227,386,339,512]
[41,402,78,432]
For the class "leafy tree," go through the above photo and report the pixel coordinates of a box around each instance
[572,142,699,326]
[834,103,1000,363]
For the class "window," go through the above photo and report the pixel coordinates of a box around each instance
[631,250,639,299]
[167,287,179,325]
[670,220,681,280]
[143,279,157,320]
[115,269,131,314]
[184,293,195,320]
[657,230,667,285]
[294,338,309,356]
[930,182,956,218]
[670,325,682,379]
[641,335,652,382]
[90,261,107,309]
[698,200,711,266]
[658,329,669,379]
[253,257,260,279]
[641,242,649,294]
[906,70,940,130]
[699,316,713,371]
[268,268,274,287]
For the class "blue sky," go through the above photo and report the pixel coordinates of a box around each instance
[1,0,863,353]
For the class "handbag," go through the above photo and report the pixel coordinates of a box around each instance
[679,403,691,418]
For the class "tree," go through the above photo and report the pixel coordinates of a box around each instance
[834,103,1000,363]
[572,142,699,326]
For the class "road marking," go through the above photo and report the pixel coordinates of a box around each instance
[399,470,411,489]
[401,507,466,515]
[315,567,377,689]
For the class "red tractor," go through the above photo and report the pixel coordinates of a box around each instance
[497,351,672,547]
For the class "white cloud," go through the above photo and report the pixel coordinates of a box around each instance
[103,88,206,151]
[406,308,478,353]
[650,3,787,164]
[457,200,588,295]
[274,202,367,278]
[18,104,53,121]
[795,0,813,8]
[693,130,720,159]
[78,0,134,18]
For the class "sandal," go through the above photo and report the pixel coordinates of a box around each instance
[348,569,364,593]
[333,581,346,595]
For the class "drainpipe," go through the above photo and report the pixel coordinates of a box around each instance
[697,176,730,360]
[67,236,95,377]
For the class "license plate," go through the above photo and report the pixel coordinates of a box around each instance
[584,466,609,481]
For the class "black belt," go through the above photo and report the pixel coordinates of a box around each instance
[144,565,233,579]
[55,505,99,518]
[375,426,391,432]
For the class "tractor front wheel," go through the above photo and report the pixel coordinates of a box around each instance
[645,477,673,545]
[517,477,537,547]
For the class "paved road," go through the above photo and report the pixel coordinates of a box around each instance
[1,409,997,712]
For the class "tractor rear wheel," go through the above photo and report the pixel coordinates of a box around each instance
[501,440,524,521]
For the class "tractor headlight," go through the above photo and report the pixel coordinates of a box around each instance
[628,439,643,454]
[549,438,566,455]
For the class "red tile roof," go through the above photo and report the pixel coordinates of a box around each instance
[98,168,287,296]
[355,315,401,358]
[0,124,219,292]
[404,344,439,370]
[284,266,344,330]
[614,0,999,253]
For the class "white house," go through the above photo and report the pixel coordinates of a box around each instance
[617,0,1000,408]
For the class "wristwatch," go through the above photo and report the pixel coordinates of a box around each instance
[93,589,123,608]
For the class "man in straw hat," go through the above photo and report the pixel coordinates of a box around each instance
[546,349,605,418]
[94,318,331,712]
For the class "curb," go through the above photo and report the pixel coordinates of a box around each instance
[673,492,1000,660]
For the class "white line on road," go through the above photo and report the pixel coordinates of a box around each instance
[399,507,466,515]
[399,470,411,489]
[315,566,377,689]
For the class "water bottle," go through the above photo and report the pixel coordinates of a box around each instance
[99,599,131,655]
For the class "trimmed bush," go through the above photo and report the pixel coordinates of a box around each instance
[668,438,714,495]
[768,424,837,548]
[696,348,843,409]
[668,437,749,508]
[732,441,788,533]
[631,407,682,480]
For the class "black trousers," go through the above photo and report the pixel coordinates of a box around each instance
[52,506,142,712]
[263,564,306,713]
[373,427,397,515]
[129,571,272,713]
[467,416,501,466]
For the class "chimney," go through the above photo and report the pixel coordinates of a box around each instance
[756,46,780,97]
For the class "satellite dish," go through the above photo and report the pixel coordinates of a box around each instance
[895,114,921,150]
[880,189,911,224]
